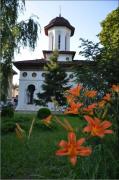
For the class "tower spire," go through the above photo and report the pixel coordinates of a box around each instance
[59,5,61,17]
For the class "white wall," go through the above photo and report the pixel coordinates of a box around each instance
[16,70,45,111]
[48,27,71,51]
[16,70,76,112]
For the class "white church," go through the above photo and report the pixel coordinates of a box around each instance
[14,15,86,111]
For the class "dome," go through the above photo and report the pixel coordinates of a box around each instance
[44,16,75,36]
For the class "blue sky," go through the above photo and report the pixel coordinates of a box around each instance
[13,0,118,84]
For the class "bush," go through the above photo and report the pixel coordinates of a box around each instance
[37,108,51,119]
[1,106,14,118]
[1,122,16,134]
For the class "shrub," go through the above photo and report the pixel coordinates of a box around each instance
[37,108,51,119]
[1,122,15,134]
[1,106,14,118]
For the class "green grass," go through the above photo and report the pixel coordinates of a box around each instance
[1,113,119,179]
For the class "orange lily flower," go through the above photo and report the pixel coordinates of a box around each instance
[42,115,52,127]
[103,93,111,101]
[83,103,97,115]
[98,100,106,108]
[85,90,97,98]
[65,94,74,104]
[68,84,82,97]
[112,85,119,93]
[56,132,92,166]
[83,115,113,138]
[64,102,83,114]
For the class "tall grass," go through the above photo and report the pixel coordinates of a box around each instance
[1,113,119,179]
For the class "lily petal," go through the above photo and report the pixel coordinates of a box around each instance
[56,149,68,156]
[70,156,77,166]
[77,138,85,146]
[68,132,76,144]
[101,121,112,129]
[83,125,92,132]
[104,129,113,134]
[84,115,94,125]
[58,140,68,148]
[78,147,92,156]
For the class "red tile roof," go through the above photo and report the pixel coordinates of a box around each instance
[13,59,95,71]
[44,16,75,36]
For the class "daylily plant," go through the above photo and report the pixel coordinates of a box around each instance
[16,83,118,166]
[55,84,115,165]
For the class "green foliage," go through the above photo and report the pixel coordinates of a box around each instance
[1,0,40,102]
[1,114,119,179]
[99,7,119,59]
[35,51,70,106]
[75,38,119,93]
[1,121,16,134]
[37,108,51,119]
[1,113,35,134]
[79,38,101,61]
[75,8,119,92]
[1,106,14,118]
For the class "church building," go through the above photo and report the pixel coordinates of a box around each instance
[14,15,85,111]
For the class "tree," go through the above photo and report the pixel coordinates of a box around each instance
[75,8,119,93]
[75,39,107,93]
[99,7,119,59]
[79,38,101,61]
[0,0,40,102]
[35,51,70,108]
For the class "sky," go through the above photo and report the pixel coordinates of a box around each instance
[13,0,118,84]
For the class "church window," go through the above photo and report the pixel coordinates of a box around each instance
[22,72,27,77]
[32,72,37,77]
[52,35,54,50]
[27,84,35,104]
[66,57,69,61]
[69,74,74,79]
[58,34,61,50]
[65,36,67,50]
[42,73,46,77]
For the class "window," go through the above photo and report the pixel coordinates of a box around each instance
[52,35,54,50]
[32,72,37,77]
[65,36,67,50]
[27,84,35,104]
[69,74,74,79]
[58,35,61,50]
[66,57,69,61]
[22,72,27,77]
[42,73,46,77]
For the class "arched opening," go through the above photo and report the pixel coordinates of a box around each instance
[65,35,67,50]
[27,84,35,104]
[52,35,54,50]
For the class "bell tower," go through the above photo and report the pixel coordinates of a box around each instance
[43,15,76,61]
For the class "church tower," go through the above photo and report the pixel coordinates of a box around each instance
[43,15,76,61]
[14,14,80,112]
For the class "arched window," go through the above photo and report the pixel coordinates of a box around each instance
[52,35,54,50]
[65,36,67,50]
[58,34,61,50]
[27,84,35,104]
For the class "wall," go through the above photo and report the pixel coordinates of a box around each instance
[16,70,76,112]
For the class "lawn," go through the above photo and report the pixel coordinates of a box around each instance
[1,113,119,179]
